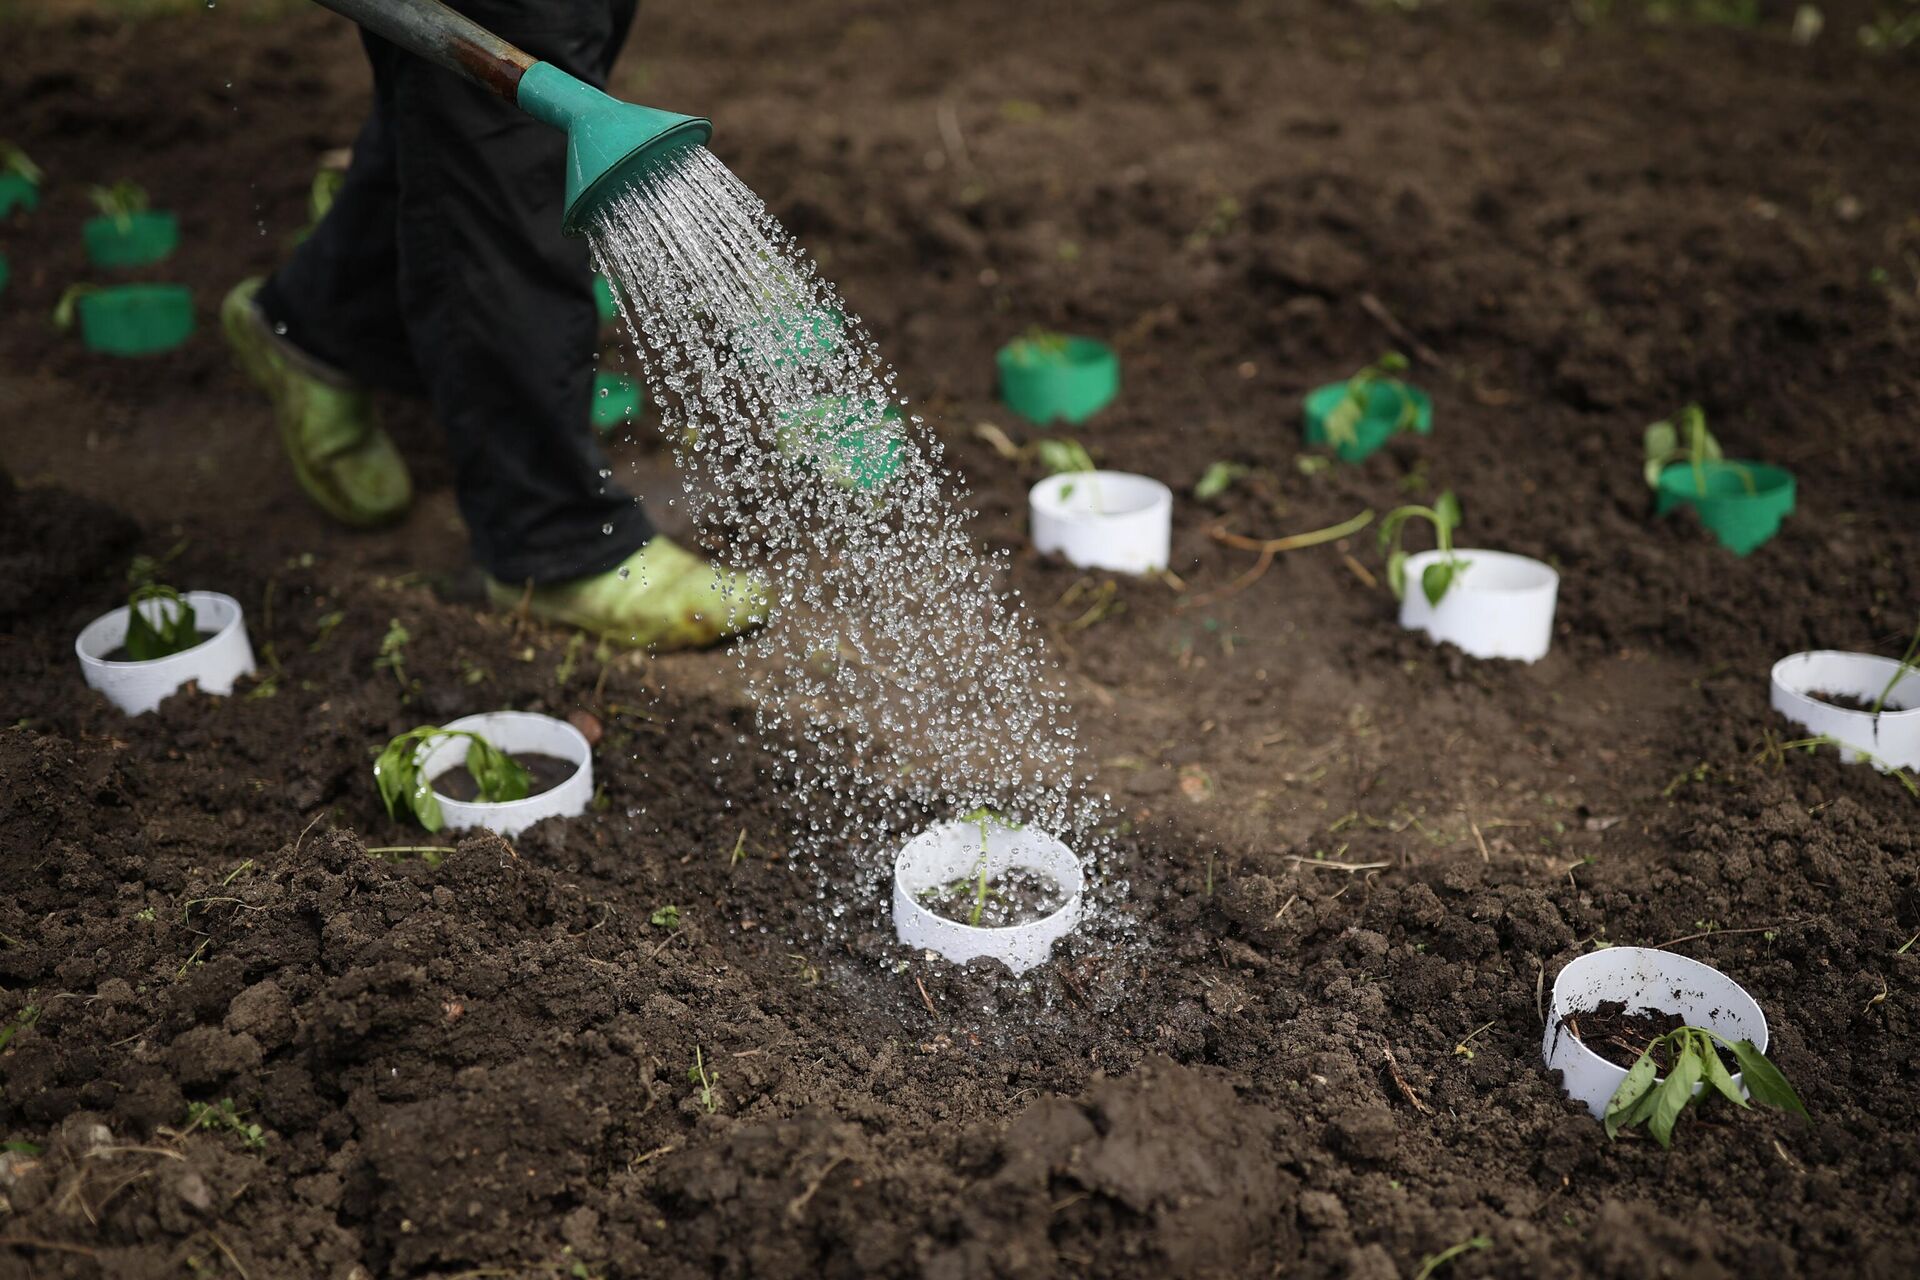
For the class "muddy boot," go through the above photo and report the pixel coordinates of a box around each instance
[221,278,412,527]
[486,537,769,652]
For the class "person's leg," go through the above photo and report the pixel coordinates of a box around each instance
[222,30,415,526]
[386,0,652,584]
[255,64,422,394]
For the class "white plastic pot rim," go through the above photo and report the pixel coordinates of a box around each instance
[892,819,1085,975]
[1542,946,1768,1120]
[1028,471,1172,576]
[1769,650,1920,771]
[419,711,594,838]
[75,590,256,716]
[1396,548,1558,663]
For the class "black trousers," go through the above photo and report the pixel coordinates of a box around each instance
[259,0,653,584]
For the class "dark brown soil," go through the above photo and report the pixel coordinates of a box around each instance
[4,2,1920,1279]
[918,866,1067,928]
[432,751,577,803]
[104,632,219,664]
[1807,689,1881,714]
[1565,1000,1696,1072]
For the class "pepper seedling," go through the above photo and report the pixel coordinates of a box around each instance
[918,806,1027,927]
[375,725,531,832]
[1644,403,1752,496]
[89,180,151,234]
[1378,491,1464,607]
[1324,351,1419,454]
[1005,326,1071,367]
[1036,437,1103,510]
[124,583,201,661]
[1603,1024,1806,1148]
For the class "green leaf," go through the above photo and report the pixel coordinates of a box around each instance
[1432,491,1462,538]
[1728,1040,1807,1118]
[1325,393,1363,450]
[1421,559,1459,607]
[1375,351,1409,374]
[466,737,530,804]
[1699,1033,1748,1109]
[1647,1041,1705,1149]
[1193,461,1248,501]
[1604,1048,1659,1139]
[1386,550,1409,601]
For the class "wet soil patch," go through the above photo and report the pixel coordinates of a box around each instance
[917,865,1067,927]
[432,750,577,802]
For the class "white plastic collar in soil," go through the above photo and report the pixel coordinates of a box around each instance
[420,711,594,838]
[1542,946,1768,1120]
[1770,650,1920,771]
[75,590,256,716]
[1397,548,1558,663]
[893,818,1084,974]
[1029,471,1173,575]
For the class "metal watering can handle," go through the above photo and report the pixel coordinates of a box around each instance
[309,0,538,100]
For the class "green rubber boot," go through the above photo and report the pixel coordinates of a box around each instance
[221,278,412,527]
[487,537,768,652]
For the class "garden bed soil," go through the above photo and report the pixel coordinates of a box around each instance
[4,1,1920,1278]
[433,751,577,803]
[1563,1000,1741,1073]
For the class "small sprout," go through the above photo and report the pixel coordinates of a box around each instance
[650,905,682,929]
[374,617,411,687]
[1414,1235,1491,1280]
[1036,438,1100,507]
[310,609,345,651]
[184,1098,266,1149]
[1378,491,1465,606]
[1193,460,1250,501]
[1602,1025,1806,1149]
[52,283,100,330]
[727,828,749,866]
[1007,326,1071,364]
[1324,352,1419,453]
[0,142,43,186]
[374,725,530,832]
[687,1046,718,1113]
[88,180,151,232]
[124,583,202,661]
[1644,403,1753,495]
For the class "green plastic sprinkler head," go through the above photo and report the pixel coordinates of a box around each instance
[309,0,711,236]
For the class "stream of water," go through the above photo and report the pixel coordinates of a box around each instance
[589,145,1120,949]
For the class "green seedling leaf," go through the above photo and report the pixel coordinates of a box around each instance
[1010,326,1070,365]
[1386,550,1409,601]
[1699,1033,1748,1109]
[0,143,43,185]
[89,180,150,232]
[1603,1048,1659,1139]
[1420,559,1459,607]
[1433,490,1462,537]
[53,284,103,331]
[1646,1039,1705,1149]
[1728,1039,1807,1118]
[1193,460,1249,502]
[123,584,200,661]
[465,737,530,804]
[650,905,681,928]
[1035,437,1095,477]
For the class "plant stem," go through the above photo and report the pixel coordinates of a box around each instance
[1870,620,1920,717]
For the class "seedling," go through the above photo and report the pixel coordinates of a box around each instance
[0,143,42,187]
[1414,1235,1491,1280]
[374,617,411,687]
[1324,352,1419,453]
[1870,618,1920,717]
[650,905,682,928]
[89,181,151,233]
[375,725,531,832]
[1036,438,1103,510]
[52,284,100,332]
[1602,1025,1805,1148]
[1193,460,1250,501]
[1644,403,1752,495]
[1005,326,1071,366]
[184,1098,266,1149]
[1378,491,1465,606]
[688,1046,718,1113]
[123,583,202,661]
[921,806,1027,926]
